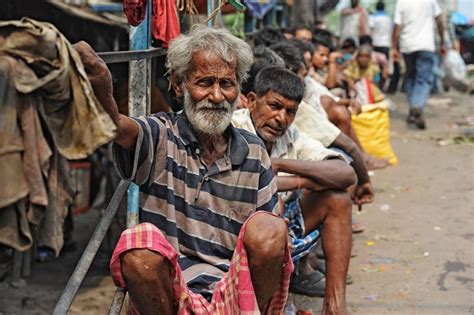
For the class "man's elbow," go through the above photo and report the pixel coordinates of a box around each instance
[337,162,357,189]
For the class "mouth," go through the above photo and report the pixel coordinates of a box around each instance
[266,125,285,136]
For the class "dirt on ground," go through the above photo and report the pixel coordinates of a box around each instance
[0,91,473,315]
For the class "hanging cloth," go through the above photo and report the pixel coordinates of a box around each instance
[123,0,180,48]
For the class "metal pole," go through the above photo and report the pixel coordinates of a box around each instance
[52,180,131,315]
[127,0,152,229]
[207,0,214,27]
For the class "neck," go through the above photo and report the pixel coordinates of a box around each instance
[196,130,229,167]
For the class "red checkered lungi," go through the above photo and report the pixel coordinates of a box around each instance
[110,211,294,314]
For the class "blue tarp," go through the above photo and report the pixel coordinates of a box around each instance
[244,0,277,19]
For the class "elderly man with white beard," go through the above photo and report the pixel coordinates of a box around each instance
[74,25,293,315]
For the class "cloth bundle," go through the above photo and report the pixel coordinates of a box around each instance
[0,18,116,255]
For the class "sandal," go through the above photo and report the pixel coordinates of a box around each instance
[289,270,326,297]
[352,222,365,234]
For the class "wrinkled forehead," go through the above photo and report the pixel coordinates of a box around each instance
[188,50,238,78]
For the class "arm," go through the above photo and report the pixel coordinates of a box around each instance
[391,24,401,61]
[435,14,446,55]
[276,176,325,192]
[326,51,343,88]
[73,41,139,150]
[272,158,356,191]
[331,133,369,185]
[331,133,374,205]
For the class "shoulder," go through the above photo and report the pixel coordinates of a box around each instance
[236,127,265,148]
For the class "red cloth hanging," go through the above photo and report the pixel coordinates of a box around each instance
[151,0,180,48]
[123,0,147,26]
[123,0,180,48]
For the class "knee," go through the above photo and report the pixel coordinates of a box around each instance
[320,190,352,218]
[121,249,170,282]
[244,213,288,262]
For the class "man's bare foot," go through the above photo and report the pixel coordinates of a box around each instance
[365,155,390,170]
[321,298,352,315]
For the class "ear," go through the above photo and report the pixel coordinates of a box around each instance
[246,92,257,110]
[170,72,183,97]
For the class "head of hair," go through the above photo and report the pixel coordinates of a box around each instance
[166,24,253,85]
[376,1,385,11]
[253,26,285,47]
[341,37,357,49]
[312,29,334,50]
[289,38,314,55]
[313,35,333,51]
[241,46,285,95]
[254,66,305,103]
[269,41,305,75]
[359,35,373,47]
[358,44,373,55]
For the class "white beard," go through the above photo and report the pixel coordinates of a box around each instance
[183,89,237,135]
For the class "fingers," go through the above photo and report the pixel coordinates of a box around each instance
[73,41,106,75]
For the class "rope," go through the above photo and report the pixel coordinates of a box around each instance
[176,0,198,15]
[202,0,227,25]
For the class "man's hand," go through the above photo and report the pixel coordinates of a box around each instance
[73,41,139,150]
[329,51,343,64]
[73,41,119,122]
[392,48,400,62]
[349,98,362,115]
[439,43,447,57]
[352,182,374,205]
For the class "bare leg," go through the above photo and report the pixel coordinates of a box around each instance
[121,249,176,315]
[299,189,352,315]
[244,213,288,312]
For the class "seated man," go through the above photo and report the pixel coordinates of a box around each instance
[233,66,356,315]
[74,26,293,314]
[297,40,390,170]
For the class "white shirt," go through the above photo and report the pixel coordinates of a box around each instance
[232,108,347,202]
[231,109,344,163]
[394,0,442,53]
[370,12,393,48]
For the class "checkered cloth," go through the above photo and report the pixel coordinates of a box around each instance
[284,197,320,263]
[110,212,294,314]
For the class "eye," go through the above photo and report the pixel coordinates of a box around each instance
[269,103,281,110]
[220,79,236,88]
[197,78,213,87]
[287,109,297,116]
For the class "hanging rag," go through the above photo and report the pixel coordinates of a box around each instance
[0,18,116,160]
[0,18,112,255]
[123,0,180,48]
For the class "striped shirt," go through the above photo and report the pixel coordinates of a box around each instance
[112,112,278,298]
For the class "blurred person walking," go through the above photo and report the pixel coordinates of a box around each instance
[339,0,369,45]
[392,0,446,129]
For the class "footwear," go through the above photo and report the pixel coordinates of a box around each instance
[289,270,326,297]
[352,222,365,234]
[407,108,426,129]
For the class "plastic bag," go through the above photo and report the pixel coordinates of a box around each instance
[443,49,466,82]
[352,104,398,165]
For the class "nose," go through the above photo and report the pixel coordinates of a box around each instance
[208,83,225,104]
[274,109,287,126]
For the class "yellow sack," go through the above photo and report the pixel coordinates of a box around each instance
[351,102,398,165]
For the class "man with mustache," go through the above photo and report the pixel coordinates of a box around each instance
[74,25,293,314]
[232,66,356,315]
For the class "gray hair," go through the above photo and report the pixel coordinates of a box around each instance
[166,25,254,85]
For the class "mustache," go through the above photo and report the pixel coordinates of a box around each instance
[195,100,232,111]
[267,122,286,131]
